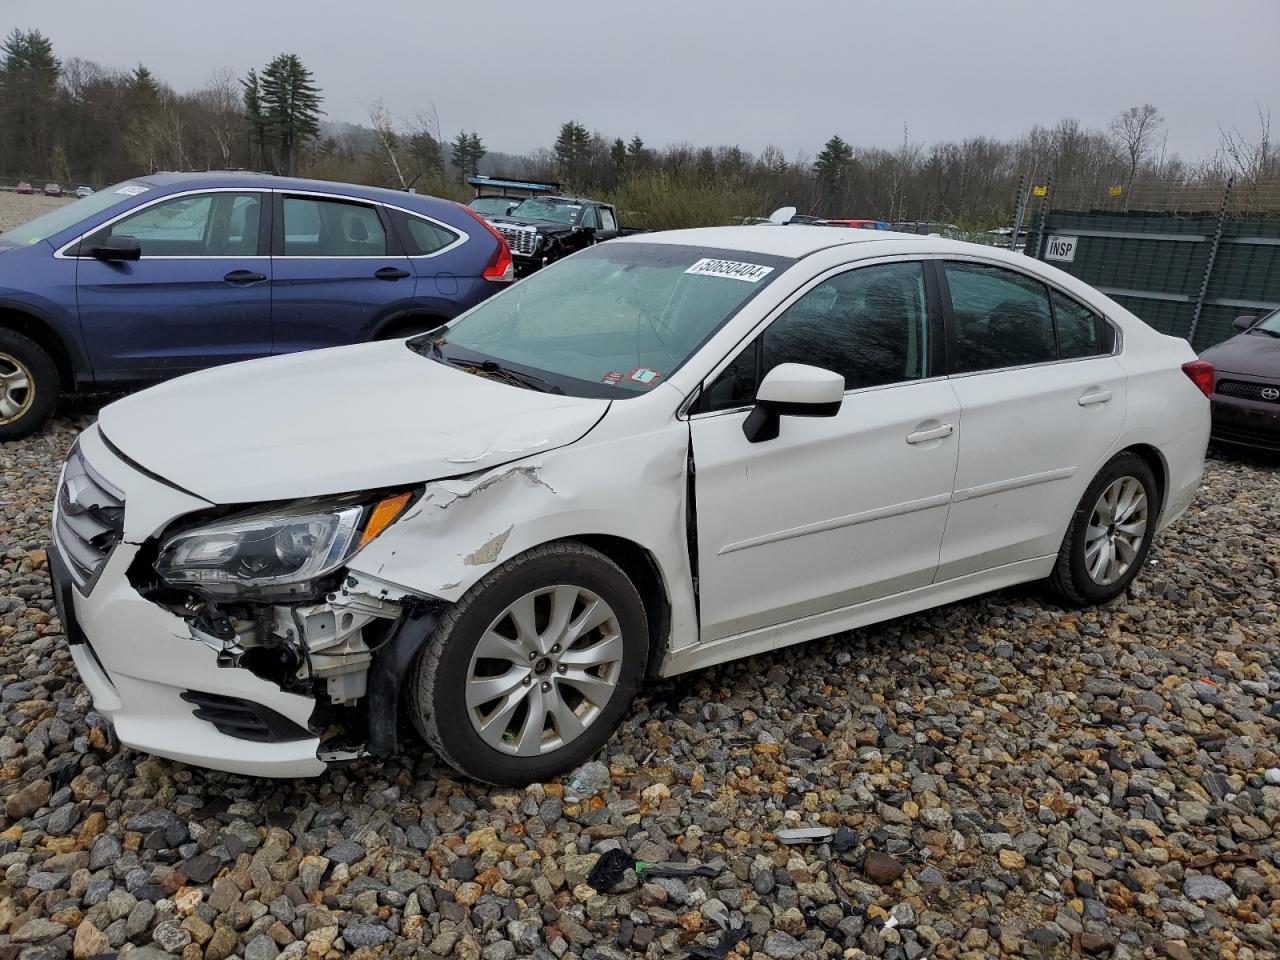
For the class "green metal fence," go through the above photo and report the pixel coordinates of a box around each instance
[1020,207,1280,350]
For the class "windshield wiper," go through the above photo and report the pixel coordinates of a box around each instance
[1249,327,1280,338]
[413,337,563,393]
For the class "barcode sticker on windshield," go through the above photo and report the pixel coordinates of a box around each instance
[685,258,774,283]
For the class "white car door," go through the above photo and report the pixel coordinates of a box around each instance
[689,260,962,643]
[935,260,1128,580]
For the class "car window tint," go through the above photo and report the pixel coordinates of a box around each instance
[599,207,617,231]
[398,214,458,256]
[765,262,929,388]
[582,207,600,229]
[700,262,929,413]
[283,196,386,256]
[943,262,1056,372]
[1052,289,1112,358]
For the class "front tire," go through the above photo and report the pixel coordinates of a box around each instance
[0,330,60,442]
[1048,452,1158,606]
[408,542,648,784]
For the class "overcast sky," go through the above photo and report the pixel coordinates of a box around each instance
[9,0,1278,161]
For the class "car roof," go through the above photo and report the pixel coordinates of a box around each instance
[618,224,1017,261]
[134,171,448,209]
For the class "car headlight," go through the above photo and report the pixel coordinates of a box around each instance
[155,491,413,599]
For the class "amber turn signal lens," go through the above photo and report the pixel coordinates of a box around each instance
[359,491,413,548]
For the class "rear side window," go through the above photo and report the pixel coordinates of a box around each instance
[392,211,459,256]
[599,207,617,232]
[943,262,1056,372]
[1052,289,1114,358]
[282,196,386,256]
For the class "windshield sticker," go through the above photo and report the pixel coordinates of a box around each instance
[629,367,663,385]
[685,258,774,283]
[115,184,148,196]
[601,371,625,386]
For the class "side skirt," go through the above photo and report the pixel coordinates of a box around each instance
[658,555,1056,677]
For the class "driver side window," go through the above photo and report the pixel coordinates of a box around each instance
[698,261,930,413]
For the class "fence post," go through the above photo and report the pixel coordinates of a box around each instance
[1033,174,1053,260]
[1187,178,1232,346]
[1010,173,1027,251]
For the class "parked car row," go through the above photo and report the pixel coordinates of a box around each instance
[0,171,515,438]
[47,216,1212,783]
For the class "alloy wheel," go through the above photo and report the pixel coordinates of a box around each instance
[1084,476,1148,586]
[0,353,34,425]
[465,584,624,756]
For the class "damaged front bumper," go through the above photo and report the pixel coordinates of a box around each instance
[51,427,439,778]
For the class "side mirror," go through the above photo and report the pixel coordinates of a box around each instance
[89,235,141,262]
[1233,314,1258,331]
[743,363,844,443]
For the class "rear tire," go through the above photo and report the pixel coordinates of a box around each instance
[0,330,60,442]
[1048,452,1158,606]
[408,542,647,784]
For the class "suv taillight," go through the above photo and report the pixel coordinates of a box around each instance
[1181,359,1214,398]
[458,203,515,282]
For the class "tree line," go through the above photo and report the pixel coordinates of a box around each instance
[1,28,1275,230]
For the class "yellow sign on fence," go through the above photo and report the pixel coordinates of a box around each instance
[1108,185,1124,197]
[1032,185,1048,197]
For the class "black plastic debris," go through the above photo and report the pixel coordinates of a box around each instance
[587,848,724,892]
[687,925,749,960]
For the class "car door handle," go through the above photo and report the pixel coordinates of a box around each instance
[1078,388,1113,406]
[223,269,266,284]
[375,267,411,280]
[906,423,954,444]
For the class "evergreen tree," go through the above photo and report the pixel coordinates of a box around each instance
[241,68,270,170]
[554,120,591,183]
[129,64,160,100]
[814,135,853,185]
[0,29,60,175]
[450,131,484,180]
[255,54,323,175]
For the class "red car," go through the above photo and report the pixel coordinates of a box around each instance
[43,183,62,197]
[821,218,888,230]
[15,181,33,195]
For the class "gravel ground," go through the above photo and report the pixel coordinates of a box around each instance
[0,400,1277,960]
[0,192,73,233]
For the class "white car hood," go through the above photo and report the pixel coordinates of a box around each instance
[97,341,610,504]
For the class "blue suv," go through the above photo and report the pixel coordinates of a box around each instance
[0,172,514,438]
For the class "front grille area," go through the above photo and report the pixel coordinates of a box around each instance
[1216,379,1280,404]
[494,225,539,256]
[53,445,125,593]
[180,691,313,743]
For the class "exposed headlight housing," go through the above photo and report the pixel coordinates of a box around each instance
[155,491,412,600]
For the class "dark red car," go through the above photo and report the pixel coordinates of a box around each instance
[1200,310,1280,451]
[15,181,33,195]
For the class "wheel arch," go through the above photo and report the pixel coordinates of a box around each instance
[0,301,81,388]
[371,308,451,341]
[1116,443,1168,518]
[569,534,672,678]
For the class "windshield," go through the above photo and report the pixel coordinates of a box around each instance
[470,197,517,217]
[509,198,582,225]
[0,180,148,247]
[426,242,791,397]
[1253,308,1280,336]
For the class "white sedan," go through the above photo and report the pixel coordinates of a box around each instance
[52,226,1210,783]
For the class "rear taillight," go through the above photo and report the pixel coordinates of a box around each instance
[458,203,515,282]
[1181,359,1214,398]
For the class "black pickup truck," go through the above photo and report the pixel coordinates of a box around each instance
[484,196,644,276]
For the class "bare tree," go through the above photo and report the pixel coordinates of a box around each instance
[368,99,407,187]
[197,68,242,168]
[1218,103,1273,184]
[1109,104,1163,204]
